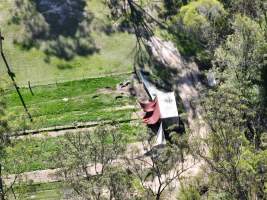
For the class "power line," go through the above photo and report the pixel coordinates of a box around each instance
[0,31,33,122]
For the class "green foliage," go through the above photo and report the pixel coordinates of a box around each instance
[178,0,227,48]
[126,132,190,200]
[200,89,254,198]
[0,86,11,199]
[10,182,63,200]
[179,0,226,28]
[4,122,144,174]
[214,14,266,83]
[213,14,267,147]
[45,36,76,61]
[104,166,138,200]
[220,0,266,19]
[169,0,228,65]
[54,125,141,199]
[0,89,9,148]
[178,184,201,200]
[12,0,49,48]
[197,14,267,199]
[160,28,203,57]
[158,0,186,19]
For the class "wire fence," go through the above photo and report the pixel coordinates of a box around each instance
[1,70,134,92]
[11,117,141,138]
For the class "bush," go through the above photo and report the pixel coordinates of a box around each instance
[169,0,228,65]
[178,184,201,200]
[178,0,226,31]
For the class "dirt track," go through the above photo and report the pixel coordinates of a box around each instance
[147,37,209,140]
[146,37,209,198]
[13,105,138,139]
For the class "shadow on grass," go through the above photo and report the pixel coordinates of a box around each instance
[12,0,100,61]
[57,63,74,70]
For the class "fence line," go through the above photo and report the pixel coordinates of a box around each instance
[11,117,140,138]
[2,71,134,91]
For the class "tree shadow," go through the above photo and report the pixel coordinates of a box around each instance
[57,63,74,70]
[36,0,86,37]
[13,0,99,61]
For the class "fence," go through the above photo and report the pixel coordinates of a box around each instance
[1,70,134,91]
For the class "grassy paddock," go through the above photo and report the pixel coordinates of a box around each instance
[0,0,135,87]
[10,182,64,200]
[5,74,138,131]
[5,122,144,174]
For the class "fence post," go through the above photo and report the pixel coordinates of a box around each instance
[28,81,34,96]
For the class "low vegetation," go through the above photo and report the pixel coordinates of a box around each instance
[10,182,63,200]
[4,122,144,174]
[4,74,136,131]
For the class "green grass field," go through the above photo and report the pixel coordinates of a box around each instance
[10,182,64,200]
[4,75,143,174]
[5,74,138,131]
[0,0,135,87]
[5,122,144,174]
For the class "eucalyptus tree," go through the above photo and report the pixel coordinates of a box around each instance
[194,14,267,199]
[125,130,191,200]
[54,124,141,200]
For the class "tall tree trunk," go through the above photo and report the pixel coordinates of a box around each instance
[156,185,162,200]
[156,191,161,200]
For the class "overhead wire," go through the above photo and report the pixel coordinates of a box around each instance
[0,31,33,122]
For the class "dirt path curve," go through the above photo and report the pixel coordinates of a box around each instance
[4,142,143,186]
[145,37,210,196]
[147,36,209,141]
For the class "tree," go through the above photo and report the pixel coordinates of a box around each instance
[196,84,267,199]
[192,14,267,199]
[158,0,187,20]
[220,0,266,20]
[125,131,193,200]
[169,0,228,64]
[213,14,267,149]
[54,124,140,200]
[198,87,251,199]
